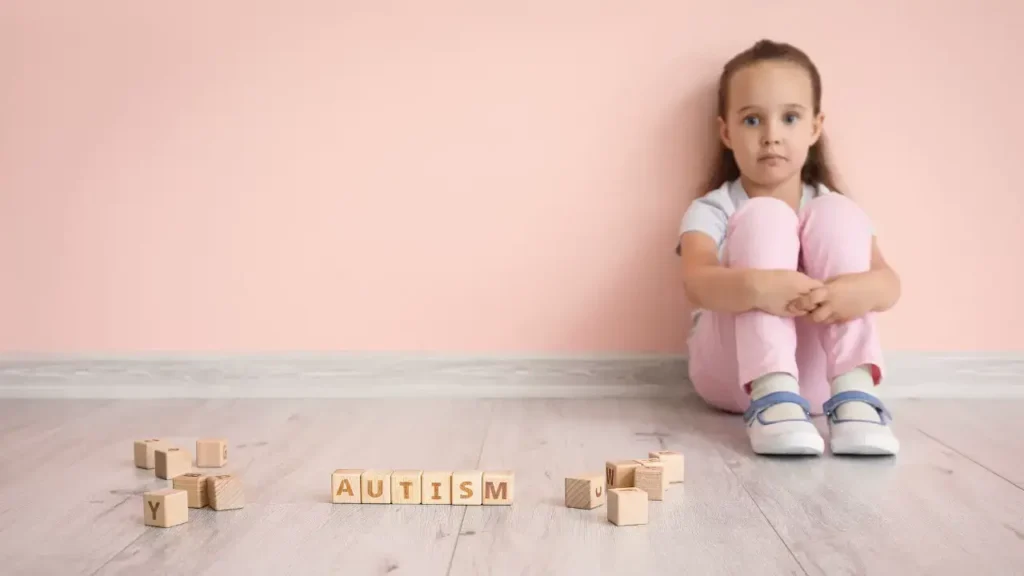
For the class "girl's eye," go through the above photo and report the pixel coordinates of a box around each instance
[783,112,800,124]
[742,115,759,127]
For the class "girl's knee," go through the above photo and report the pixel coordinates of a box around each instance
[800,193,872,244]
[733,196,799,228]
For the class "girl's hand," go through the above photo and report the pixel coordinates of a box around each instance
[751,270,824,317]
[789,273,875,323]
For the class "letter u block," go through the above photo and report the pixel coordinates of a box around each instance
[361,470,392,504]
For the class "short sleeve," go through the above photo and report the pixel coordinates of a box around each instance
[675,194,729,255]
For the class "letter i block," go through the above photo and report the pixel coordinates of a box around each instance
[361,470,393,504]
[391,470,423,504]
[421,471,452,505]
[331,469,363,504]
[143,489,188,527]
[452,470,483,505]
[482,471,514,505]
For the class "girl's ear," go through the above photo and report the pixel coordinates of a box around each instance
[718,116,732,149]
[810,112,825,145]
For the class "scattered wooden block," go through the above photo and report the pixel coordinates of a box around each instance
[452,470,483,506]
[391,470,423,505]
[155,447,191,480]
[634,464,667,501]
[196,439,228,468]
[482,471,514,506]
[207,474,245,511]
[633,457,661,468]
[605,460,641,488]
[564,474,606,509]
[608,487,648,526]
[172,473,209,508]
[421,471,452,505]
[649,450,684,483]
[134,439,168,470]
[331,469,363,504]
[361,470,393,504]
[143,489,188,527]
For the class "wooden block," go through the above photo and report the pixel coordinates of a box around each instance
[196,439,228,468]
[564,474,606,509]
[134,439,168,469]
[605,460,641,488]
[482,471,514,506]
[421,471,452,505]
[451,470,483,506]
[331,469,363,504]
[634,465,667,501]
[206,474,245,511]
[143,489,188,527]
[633,457,662,468]
[155,447,191,480]
[172,473,209,508]
[608,487,648,526]
[391,470,423,505]
[361,470,392,504]
[649,450,684,483]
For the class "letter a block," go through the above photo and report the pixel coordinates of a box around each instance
[361,470,392,504]
[565,474,606,509]
[452,470,483,505]
[391,470,423,504]
[143,489,188,527]
[421,471,452,505]
[331,469,363,504]
[482,471,514,505]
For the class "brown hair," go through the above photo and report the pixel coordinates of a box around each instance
[703,39,841,194]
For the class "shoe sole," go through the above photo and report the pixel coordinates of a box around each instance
[831,434,900,456]
[751,433,825,456]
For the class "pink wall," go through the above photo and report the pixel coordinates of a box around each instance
[2,1,1021,353]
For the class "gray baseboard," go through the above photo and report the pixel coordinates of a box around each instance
[0,352,1021,399]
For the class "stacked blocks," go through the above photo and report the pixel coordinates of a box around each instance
[332,469,514,505]
[136,437,243,528]
[565,449,684,526]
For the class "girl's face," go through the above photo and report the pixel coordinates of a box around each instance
[719,60,823,189]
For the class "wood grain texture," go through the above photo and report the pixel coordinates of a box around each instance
[0,398,1022,575]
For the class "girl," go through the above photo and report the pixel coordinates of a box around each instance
[676,39,901,456]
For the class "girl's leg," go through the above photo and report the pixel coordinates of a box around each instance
[690,196,823,455]
[799,193,899,455]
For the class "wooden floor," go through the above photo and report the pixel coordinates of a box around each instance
[1,397,1022,575]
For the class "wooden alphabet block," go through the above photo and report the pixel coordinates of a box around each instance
[134,439,169,469]
[565,474,606,509]
[172,473,209,508]
[634,464,667,501]
[608,487,648,526]
[649,450,684,483]
[391,470,423,504]
[331,469,363,504]
[605,460,641,488]
[361,470,392,504]
[451,470,483,506]
[633,457,661,468]
[143,489,188,527]
[482,471,514,505]
[196,439,228,468]
[421,471,452,505]
[206,474,245,511]
[155,447,191,480]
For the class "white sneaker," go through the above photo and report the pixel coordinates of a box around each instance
[743,391,824,456]
[823,391,900,456]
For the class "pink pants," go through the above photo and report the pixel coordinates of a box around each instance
[687,193,884,416]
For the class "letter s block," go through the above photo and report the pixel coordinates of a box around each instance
[451,470,483,506]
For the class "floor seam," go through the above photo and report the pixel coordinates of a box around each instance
[445,401,494,576]
[720,453,811,576]
[915,428,1024,491]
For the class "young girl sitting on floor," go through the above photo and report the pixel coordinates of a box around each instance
[677,39,900,457]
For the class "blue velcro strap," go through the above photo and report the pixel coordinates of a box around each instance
[743,391,811,424]
[822,390,892,423]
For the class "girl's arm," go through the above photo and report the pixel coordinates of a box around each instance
[679,232,758,313]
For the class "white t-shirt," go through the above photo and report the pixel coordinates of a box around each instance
[675,179,868,326]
